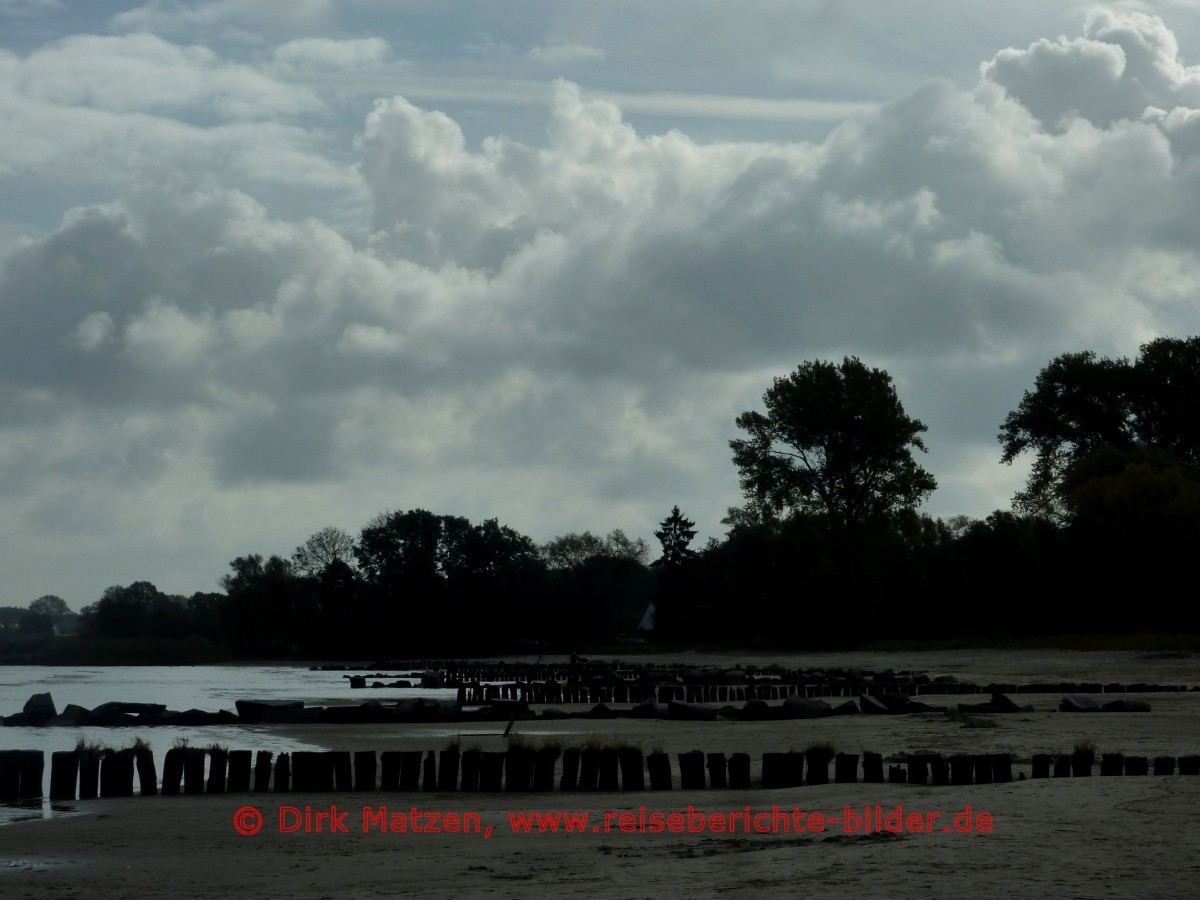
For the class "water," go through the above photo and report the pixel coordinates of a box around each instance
[0,664,458,825]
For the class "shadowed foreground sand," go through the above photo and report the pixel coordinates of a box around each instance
[2,649,1199,898]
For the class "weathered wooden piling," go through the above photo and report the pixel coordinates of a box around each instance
[705,753,726,789]
[862,752,884,784]
[459,749,481,792]
[1177,755,1199,775]
[805,748,833,786]
[559,748,580,791]
[380,751,402,790]
[274,752,291,792]
[437,749,460,792]
[422,750,437,791]
[577,748,600,792]
[11,750,45,800]
[949,755,973,785]
[992,754,1012,783]
[888,764,907,784]
[399,751,422,791]
[505,747,534,792]
[1100,753,1124,777]
[183,749,206,794]
[0,750,18,801]
[1032,754,1052,778]
[907,755,928,786]
[973,755,993,784]
[479,751,505,791]
[253,751,273,791]
[161,748,184,795]
[1124,756,1148,776]
[729,752,750,789]
[49,750,79,801]
[1153,756,1175,776]
[1053,755,1071,778]
[930,756,950,786]
[206,749,227,794]
[647,751,672,790]
[533,747,560,791]
[678,751,706,790]
[227,750,251,793]
[597,748,620,792]
[834,753,859,784]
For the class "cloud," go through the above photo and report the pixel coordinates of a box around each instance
[527,41,606,65]
[4,10,1200,603]
[272,37,393,70]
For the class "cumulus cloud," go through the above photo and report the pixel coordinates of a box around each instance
[4,9,1200,602]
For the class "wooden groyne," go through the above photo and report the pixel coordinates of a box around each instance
[5,747,1198,801]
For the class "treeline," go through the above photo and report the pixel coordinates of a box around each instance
[15,335,1200,659]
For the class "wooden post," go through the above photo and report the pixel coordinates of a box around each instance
[207,749,228,794]
[422,751,437,791]
[332,752,353,791]
[17,750,45,800]
[1124,756,1148,776]
[646,752,672,790]
[729,753,750,789]
[805,748,833,786]
[908,755,928,786]
[49,750,79,801]
[533,747,560,792]
[973,755,993,784]
[183,749,206,794]
[949,755,973,785]
[1031,754,1052,778]
[578,748,600,792]
[479,751,505,791]
[355,751,378,792]
[705,753,726,789]
[505,747,534,792]
[1053,755,1071,778]
[0,750,18,802]
[459,750,480,792]
[598,749,619,792]
[930,756,949,786]
[227,750,251,793]
[99,748,133,796]
[399,751,422,791]
[253,751,273,792]
[274,753,290,792]
[862,752,884,784]
[161,748,184,795]
[1100,753,1124,776]
[887,764,907,784]
[1153,756,1175,776]
[992,754,1012,783]
[437,750,460,792]
[560,748,579,791]
[834,753,859,784]
[381,751,402,791]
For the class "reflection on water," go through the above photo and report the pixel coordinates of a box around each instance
[0,799,79,826]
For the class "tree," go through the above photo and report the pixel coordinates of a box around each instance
[999,336,1200,517]
[292,526,356,578]
[541,529,650,569]
[652,507,697,568]
[29,595,70,620]
[730,357,937,553]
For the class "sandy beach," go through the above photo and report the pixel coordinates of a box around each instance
[2,649,1199,898]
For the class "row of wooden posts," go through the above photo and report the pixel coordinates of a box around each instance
[4,747,1199,802]
[449,682,1192,705]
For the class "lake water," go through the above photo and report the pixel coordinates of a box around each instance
[0,664,459,825]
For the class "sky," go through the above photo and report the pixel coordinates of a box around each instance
[4,1,1200,609]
